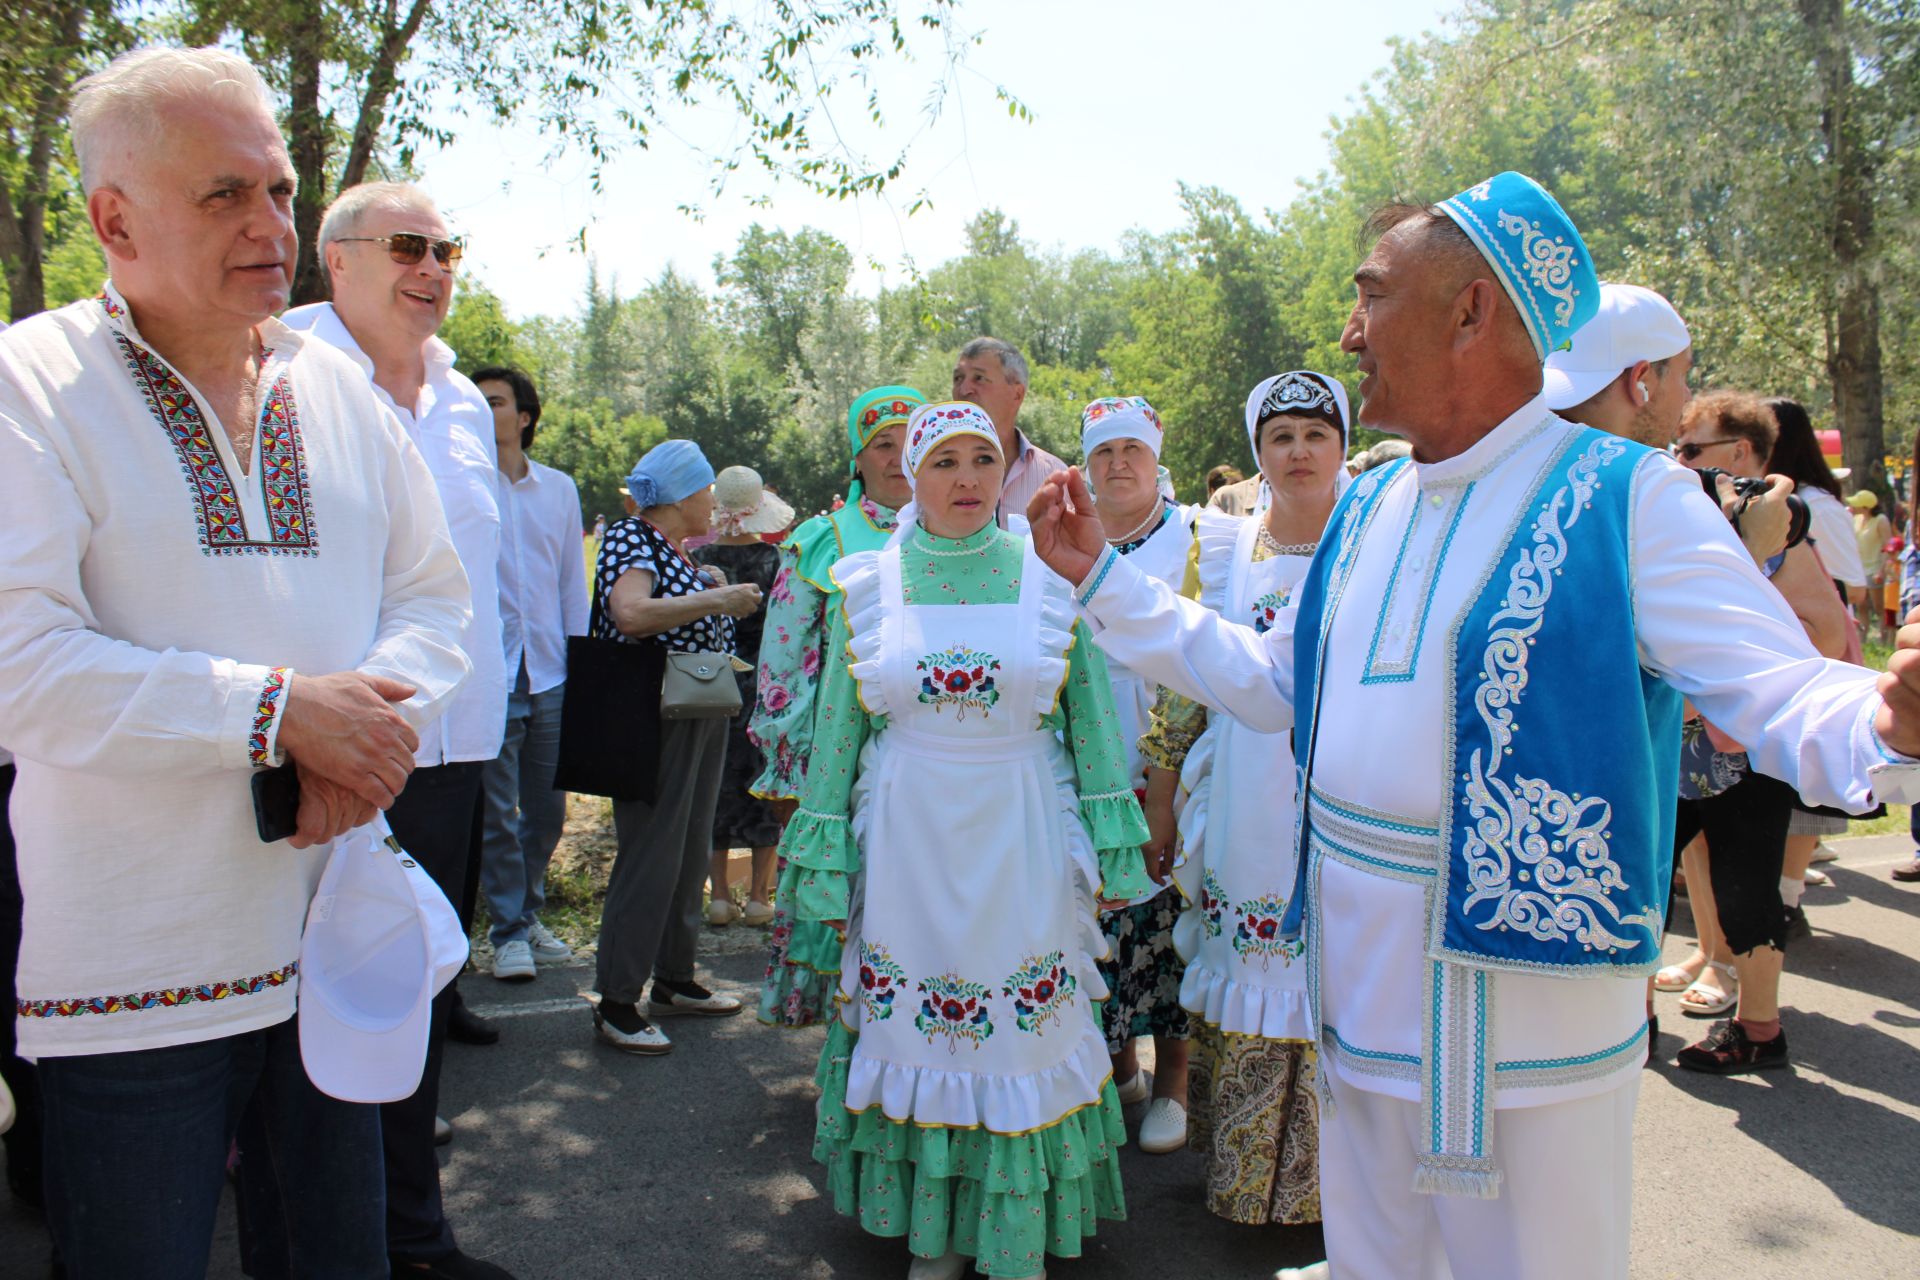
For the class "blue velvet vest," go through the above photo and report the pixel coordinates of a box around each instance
[1288,426,1681,978]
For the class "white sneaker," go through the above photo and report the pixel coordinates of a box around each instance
[492,938,537,982]
[1115,1069,1151,1106]
[742,899,775,927]
[1138,1096,1188,1153]
[1275,1265,1330,1280]
[1810,841,1839,865]
[594,1009,672,1055]
[905,1251,967,1280]
[648,979,744,1017]
[529,920,573,964]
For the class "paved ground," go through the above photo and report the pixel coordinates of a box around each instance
[5,834,1919,1278]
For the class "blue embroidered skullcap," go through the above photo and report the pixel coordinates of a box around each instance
[624,438,715,509]
[1436,172,1600,363]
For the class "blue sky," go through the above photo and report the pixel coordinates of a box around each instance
[420,0,1456,320]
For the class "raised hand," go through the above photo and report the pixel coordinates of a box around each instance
[1877,604,1920,757]
[275,670,419,810]
[1025,467,1108,587]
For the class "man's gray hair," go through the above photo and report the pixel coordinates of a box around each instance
[318,182,440,278]
[70,47,278,194]
[958,336,1029,387]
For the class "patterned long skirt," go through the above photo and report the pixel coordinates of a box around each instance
[1186,1022,1321,1225]
[1096,885,1190,1055]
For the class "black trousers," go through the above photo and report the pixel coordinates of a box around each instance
[1673,769,1796,956]
[381,761,486,1262]
[1,761,48,1206]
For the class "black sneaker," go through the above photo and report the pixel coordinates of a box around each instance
[447,996,500,1046]
[1783,904,1813,945]
[1676,1019,1790,1074]
[648,978,744,1017]
[391,1249,516,1279]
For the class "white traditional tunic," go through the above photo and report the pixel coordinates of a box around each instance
[1170,509,1313,1040]
[0,286,471,1060]
[1103,505,1197,790]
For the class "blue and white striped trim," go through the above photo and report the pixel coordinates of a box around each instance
[1075,546,1119,607]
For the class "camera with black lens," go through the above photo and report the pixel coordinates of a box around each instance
[1696,467,1810,552]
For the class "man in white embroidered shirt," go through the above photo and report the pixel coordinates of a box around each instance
[472,365,587,983]
[1028,173,1920,1280]
[0,48,470,1278]
[281,181,512,1280]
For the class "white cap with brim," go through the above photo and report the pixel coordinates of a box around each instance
[299,819,468,1104]
[1542,282,1691,412]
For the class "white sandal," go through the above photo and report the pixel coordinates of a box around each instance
[1654,954,1706,993]
[1678,960,1738,1017]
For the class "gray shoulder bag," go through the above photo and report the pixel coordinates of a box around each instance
[660,651,748,719]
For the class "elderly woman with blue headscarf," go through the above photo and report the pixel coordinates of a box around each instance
[591,439,765,1054]
[1135,369,1349,1228]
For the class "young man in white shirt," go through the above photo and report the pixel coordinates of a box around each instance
[282,182,512,1280]
[472,366,587,981]
[0,48,471,1277]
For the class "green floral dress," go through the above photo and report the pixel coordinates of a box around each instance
[777,522,1151,1277]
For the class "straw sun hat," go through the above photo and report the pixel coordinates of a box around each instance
[711,465,795,536]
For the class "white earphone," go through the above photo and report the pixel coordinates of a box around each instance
[1636,379,1650,402]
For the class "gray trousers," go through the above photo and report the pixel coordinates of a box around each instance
[596,715,727,1004]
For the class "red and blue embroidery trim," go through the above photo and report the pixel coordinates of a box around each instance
[17,960,299,1019]
[250,667,291,768]
[106,299,319,557]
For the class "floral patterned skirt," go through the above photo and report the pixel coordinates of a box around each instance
[757,858,840,1028]
[811,1017,1127,1276]
[1186,1022,1321,1226]
[1096,885,1190,1055]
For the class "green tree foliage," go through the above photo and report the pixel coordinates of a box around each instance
[533,400,665,533]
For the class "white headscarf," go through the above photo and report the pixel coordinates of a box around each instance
[1080,396,1164,460]
[889,401,1004,548]
[1243,370,1353,506]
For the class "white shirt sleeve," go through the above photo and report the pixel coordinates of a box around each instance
[1805,489,1868,588]
[556,472,590,639]
[1075,546,1296,733]
[1628,453,1919,808]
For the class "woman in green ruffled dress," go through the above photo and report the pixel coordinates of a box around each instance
[779,400,1152,1280]
[749,385,925,1027]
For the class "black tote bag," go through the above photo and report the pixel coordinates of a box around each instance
[553,587,665,804]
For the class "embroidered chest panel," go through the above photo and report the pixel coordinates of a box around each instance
[115,331,319,557]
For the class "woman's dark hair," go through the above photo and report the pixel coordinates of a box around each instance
[471,365,543,449]
[1763,396,1842,500]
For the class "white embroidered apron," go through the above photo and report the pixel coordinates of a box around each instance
[838,541,1111,1133]
[1170,513,1313,1041]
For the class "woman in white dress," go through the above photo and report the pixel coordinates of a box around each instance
[778,401,1153,1280]
[1137,370,1349,1227]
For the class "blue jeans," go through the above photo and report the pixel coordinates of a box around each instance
[37,1014,385,1280]
[478,667,568,946]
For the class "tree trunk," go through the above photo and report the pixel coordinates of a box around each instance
[1801,0,1889,501]
[286,0,332,306]
[1,0,87,322]
[339,0,434,191]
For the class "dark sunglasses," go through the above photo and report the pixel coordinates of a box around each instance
[1673,438,1740,462]
[336,232,464,268]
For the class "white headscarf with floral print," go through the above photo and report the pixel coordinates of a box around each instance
[890,400,1006,549]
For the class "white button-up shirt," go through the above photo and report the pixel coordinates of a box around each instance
[282,303,507,765]
[497,456,589,693]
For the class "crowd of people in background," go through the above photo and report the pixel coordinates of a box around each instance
[5,42,1920,1280]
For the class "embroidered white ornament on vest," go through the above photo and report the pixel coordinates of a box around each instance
[1495,210,1580,327]
[1458,435,1647,953]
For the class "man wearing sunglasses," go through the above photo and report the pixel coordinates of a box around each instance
[284,182,513,1280]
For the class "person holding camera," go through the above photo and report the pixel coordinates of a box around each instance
[1663,391,1847,1070]
[590,440,763,1053]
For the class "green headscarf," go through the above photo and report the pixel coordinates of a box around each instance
[844,385,927,501]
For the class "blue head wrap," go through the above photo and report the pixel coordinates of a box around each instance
[625,439,715,509]
[1436,172,1600,362]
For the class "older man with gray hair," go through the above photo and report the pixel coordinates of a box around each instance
[0,46,471,1278]
[282,183,511,1280]
[950,335,1066,524]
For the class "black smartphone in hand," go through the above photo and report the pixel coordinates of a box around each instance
[251,765,302,844]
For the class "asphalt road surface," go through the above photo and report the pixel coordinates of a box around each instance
[5,834,1918,1278]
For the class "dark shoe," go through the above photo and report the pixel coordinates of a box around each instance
[1676,1019,1790,1075]
[391,1249,516,1279]
[1783,904,1813,944]
[447,998,500,1046]
[1892,857,1920,883]
[1644,1013,1659,1068]
[648,978,743,1017]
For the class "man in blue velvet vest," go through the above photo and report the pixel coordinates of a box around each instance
[1030,172,1920,1280]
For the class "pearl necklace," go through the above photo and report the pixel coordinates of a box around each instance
[1104,502,1167,547]
[913,528,993,557]
[1257,525,1320,558]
